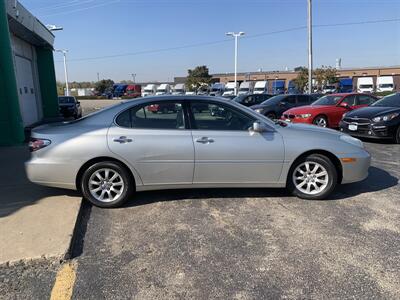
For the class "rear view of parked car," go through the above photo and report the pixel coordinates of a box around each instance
[251,94,315,119]
[58,96,82,119]
[340,93,400,143]
[27,96,370,208]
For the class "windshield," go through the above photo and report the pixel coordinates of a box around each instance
[379,84,393,88]
[144,89,153,92]
[233,95,247,103]
[58,96,75,104]
[260,95,287,105]
[157,89,167,93]
[312,95,343,106]
[225,88,235,92]
[254,88,265,91]
[371,94,400,107]
[239,88,249,91]
[359,84,373,88]
[324,86,335,89]
[174,89,184,93]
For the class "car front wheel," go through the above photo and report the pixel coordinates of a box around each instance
[288,154,337,200]
[313,115,328,127]
[395,126,400,144]
[81,161,134,208]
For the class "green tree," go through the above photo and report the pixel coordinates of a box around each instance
[186,65,212,91]
[293,67,309,92]
[95,79,114,94]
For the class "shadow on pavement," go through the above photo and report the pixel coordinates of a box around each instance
[0,146,79,218]
[124,166,398,208]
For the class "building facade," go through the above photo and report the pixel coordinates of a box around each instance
[0,0,59,145]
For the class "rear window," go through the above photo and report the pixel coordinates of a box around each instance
[58,96,75,104]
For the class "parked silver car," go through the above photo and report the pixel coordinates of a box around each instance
[26,96,371,208]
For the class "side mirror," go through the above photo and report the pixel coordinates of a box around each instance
[251,121,268,133]
[279,102,287,107]
[339,102,351,109]
[77,101,81,105]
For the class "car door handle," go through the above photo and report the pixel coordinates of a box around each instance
[195,137,214,144]
[113,136,132,144]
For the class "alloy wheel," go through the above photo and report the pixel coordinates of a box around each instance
[88,168,125,202]
[292,161,329,195]
[315,117,327,127]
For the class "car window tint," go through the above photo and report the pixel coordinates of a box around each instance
[191,102,255,131]
[341,95,357,106]
[285,95,296,104]
[116,102,184,129]
[358,95,375,105]
[243,95,253,104]
[297,95,310,103]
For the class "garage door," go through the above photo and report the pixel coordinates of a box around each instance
[15,56,39,126]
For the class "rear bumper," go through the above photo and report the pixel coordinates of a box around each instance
[339,150,371,184]
[25,158,78,190]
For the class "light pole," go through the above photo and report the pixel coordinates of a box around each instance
[131,73,136,83]
[226,31,245,95]
[307,0,313,94]
[55,49,70,96]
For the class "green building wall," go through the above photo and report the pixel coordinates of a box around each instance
[0,1,59,146]
[0,0,25,145]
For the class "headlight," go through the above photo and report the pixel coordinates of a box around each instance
[340,135,364,148]
[372,113,399,123]
[297,114,311,118]
[255,109,263,114]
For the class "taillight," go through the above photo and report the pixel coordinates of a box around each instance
[29,138,51,152]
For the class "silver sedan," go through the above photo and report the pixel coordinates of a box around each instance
[26,96,371,208]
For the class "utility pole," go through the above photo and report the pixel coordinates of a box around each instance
[131,73,136,83]
[226,32,245,95]
[307,0,313,94]
[55,49,69,96]
[97,72,100,82]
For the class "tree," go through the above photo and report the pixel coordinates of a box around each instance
[95,79,114,94]
[293,67,309,92]
[186,66,212,91]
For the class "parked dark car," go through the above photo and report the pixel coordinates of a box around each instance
[250,94,316,119]
[58,96,82,119]
[339,93,400,143]
[233,94,274,107]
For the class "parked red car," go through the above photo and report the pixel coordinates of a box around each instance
[281,93,378,128]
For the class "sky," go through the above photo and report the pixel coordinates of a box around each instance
[20,0,400,83]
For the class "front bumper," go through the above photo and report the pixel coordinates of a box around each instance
[339,121,395,139]
[339,149,371,184]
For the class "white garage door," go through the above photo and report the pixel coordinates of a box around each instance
[15,56,39,126]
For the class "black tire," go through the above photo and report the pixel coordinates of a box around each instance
[395,126,400,144]
[265,112,277,120]
[287,154,338,200]
[81,161,134,208]
[313,115,328,127]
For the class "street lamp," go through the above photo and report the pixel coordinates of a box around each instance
[226,31,245,95]
[46,24,63,31]
[131,73,136,83]
[307,0,313,94]
[55,49,70,96]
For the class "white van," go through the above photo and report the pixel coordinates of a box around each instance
[142,84,158,97]
[156,83,171,95]
[222,82,238,97]
[172,83,185,95]
[357,77,374,93]
[238,81,254,95]
[253,81,268,94]
[376,76,394,92]
[209,83,225,96]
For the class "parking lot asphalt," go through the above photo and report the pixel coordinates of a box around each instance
[0,100,399,299]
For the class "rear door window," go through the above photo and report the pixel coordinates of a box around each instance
[116,101,185,130]
[357,95,376,105]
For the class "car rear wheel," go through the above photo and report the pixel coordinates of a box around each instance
[313,115,328,127]
[288,154,337,200]
[81,161,134,208]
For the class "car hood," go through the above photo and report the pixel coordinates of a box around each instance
[283,105,333,115]
[284,122,342,136]
[345,106,400,118]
